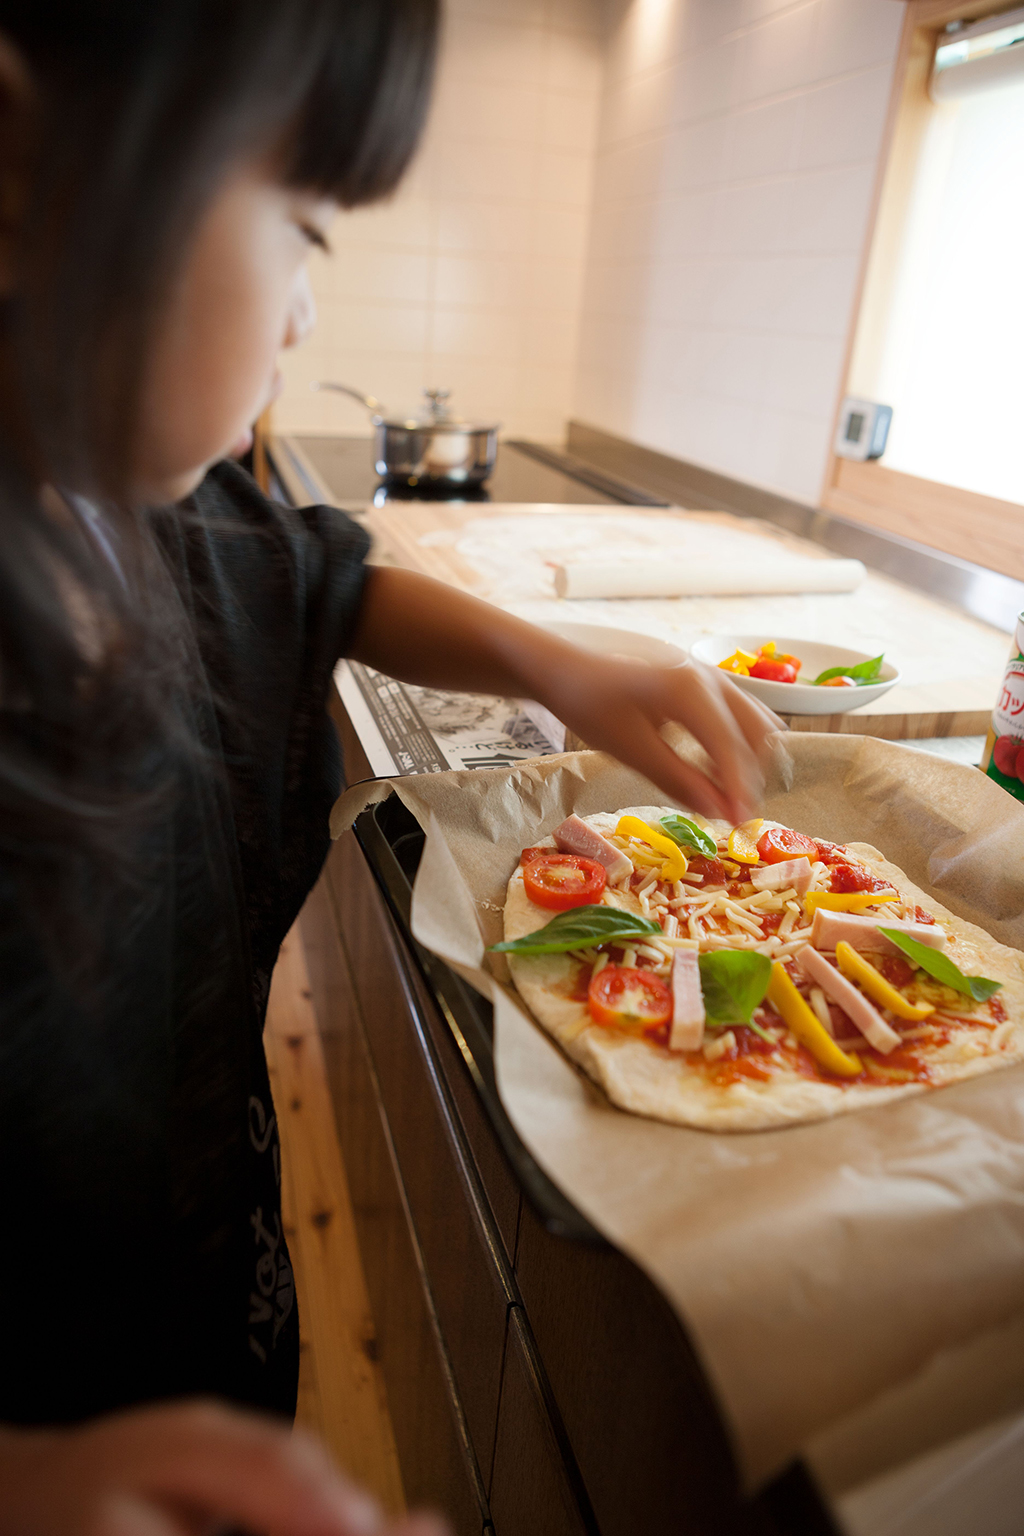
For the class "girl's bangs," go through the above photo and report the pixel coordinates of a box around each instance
[284,0,440,208]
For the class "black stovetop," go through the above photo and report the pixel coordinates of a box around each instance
[288,434,667,509]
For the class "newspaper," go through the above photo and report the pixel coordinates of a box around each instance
[334,659,564,777]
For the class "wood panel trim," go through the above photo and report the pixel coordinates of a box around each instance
[823,458,1024,582]
[253,406,273,493]
[264,928,406,1513]
[910,0,1018,27]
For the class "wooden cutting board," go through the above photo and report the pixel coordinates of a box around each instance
[358,501,1007,741]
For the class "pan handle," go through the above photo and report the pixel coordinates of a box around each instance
[313,381,386,419]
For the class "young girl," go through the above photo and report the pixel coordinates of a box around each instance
[0,1,780,1530]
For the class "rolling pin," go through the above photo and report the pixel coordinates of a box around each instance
[552,558,866,599]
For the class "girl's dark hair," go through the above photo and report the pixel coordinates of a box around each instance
[0,0,439,965]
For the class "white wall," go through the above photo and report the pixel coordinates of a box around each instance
[274,0,604,440]
[571,0,905,504]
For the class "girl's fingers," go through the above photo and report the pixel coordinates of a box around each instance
[662,671,766,821]
[99,1496,188,1536]
[74,1406,384,1536]
[596,716,735,821]
[715,670,787,748]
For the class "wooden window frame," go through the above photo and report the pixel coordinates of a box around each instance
[821,0,1024,582]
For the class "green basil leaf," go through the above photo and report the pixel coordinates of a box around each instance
[878,928,1002,1001]
[659,813,717,858]
[491,905,663,956]
[698,950,773,1026]
[812,654,885,687]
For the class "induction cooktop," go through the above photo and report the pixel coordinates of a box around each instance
[272,434,670,510]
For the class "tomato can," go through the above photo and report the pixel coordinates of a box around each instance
[980,611,1024,801]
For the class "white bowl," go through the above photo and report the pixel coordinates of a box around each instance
[689,634,899,715]
[542,621,687,668]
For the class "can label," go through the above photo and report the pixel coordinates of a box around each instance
[980,612,1024,801]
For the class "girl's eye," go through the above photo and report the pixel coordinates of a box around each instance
[297,222,331,253]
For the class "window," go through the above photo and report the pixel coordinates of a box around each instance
[822,1,1024,582]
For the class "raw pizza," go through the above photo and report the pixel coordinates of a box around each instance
[496,806,1024,1131]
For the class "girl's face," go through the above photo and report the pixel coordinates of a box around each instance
[133,163,335,504]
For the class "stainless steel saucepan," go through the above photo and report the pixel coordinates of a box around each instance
[314,382,499,487]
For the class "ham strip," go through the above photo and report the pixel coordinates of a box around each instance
[669,950,705,1052]
[553,814,633,884]
[796,945,901,1054]
[811,908,946,954]
[751,859,813,896]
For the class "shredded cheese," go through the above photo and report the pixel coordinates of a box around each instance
[703,1030,736,1062]
[808,987,833,1034]
[721,902,764,937]
[730,888,776,911]
[773,938,812,959]
[807,862,832,891]
[635,942,668,961]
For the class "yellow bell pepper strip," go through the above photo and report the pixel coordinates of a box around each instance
[727,818,763,864]
[615,816,688,881]
[766,962,862,1077]
[803,889,899,917]
[718,648,758,677]
[835,941,934,1021]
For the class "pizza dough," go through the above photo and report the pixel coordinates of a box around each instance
[503,807,1024,1132]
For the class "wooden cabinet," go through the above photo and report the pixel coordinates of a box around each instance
[300,825,840,1536]
[300,859,488,1532]
[489,1309,593,1536]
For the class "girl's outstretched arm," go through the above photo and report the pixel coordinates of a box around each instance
[349,567,783,822]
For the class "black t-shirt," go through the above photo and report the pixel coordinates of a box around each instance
[0,461,369,1424]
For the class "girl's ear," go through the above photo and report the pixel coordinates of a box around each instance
[0,33,34,294]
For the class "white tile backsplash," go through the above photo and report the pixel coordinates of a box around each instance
[274,0,604,440]
[572,0,901,502]
[277,0,902,505]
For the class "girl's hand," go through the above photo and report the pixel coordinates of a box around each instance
[351,569,783,820]
[0,1400,447,1536]
[542,652,782,823]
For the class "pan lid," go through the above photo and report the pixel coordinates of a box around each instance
[381,387,498,432]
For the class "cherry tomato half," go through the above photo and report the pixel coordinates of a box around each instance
[522,851,607,911]
[749,657,799,683]
[588,966,672,1030]
[819,675,857,688]
[756,826,818,864]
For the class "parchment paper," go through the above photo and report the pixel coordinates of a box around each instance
[331,735,1024,1494]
